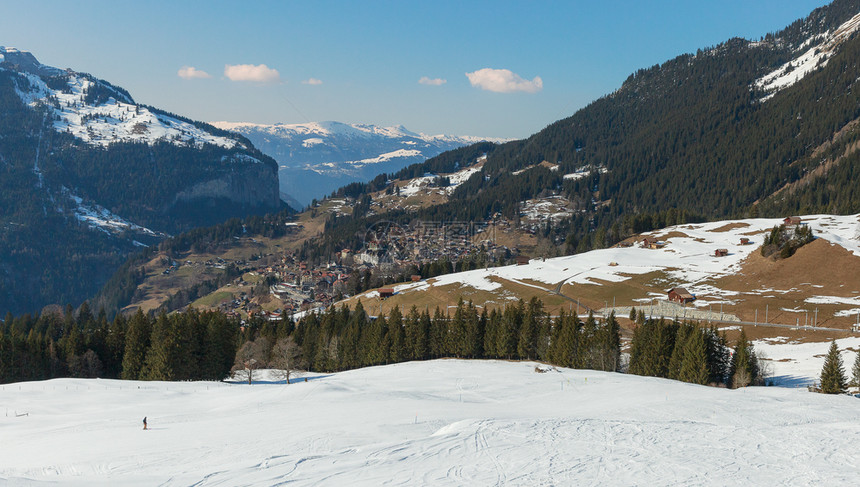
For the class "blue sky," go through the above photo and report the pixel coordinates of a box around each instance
[1,0,830,139]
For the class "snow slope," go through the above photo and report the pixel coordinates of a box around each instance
[2,359,859,485]
[755,12,860,100]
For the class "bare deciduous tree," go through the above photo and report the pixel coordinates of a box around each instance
[270,336,304,384]
[232,337,269,384]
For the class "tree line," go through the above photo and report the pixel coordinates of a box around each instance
[0,305,237,384]
[627,309,763,388]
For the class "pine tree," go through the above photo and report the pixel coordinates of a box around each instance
[852,349,860,390]
[819,340,847,394]
[668,323,694,380]
[729,329,758,388]
[517,298,540,360]
[141,313,176,381]
[678,328,709,385]
[388,306,406,363]
[121,309,151,380]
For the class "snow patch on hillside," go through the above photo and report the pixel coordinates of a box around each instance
[351,149,423,165]
[756,11,860,100]
[67,191,163,237]
[383,214,860,315]
[12,71,238,149]
[445,164,481,189]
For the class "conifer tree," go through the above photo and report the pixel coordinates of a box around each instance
[484,309,501,358]
[668,323,694,380]
[703,326,730,385]
[729,329,758,388]
[388,306,406,363]
[597,312,621,371]
[852,349,860,390]
[820,340,847,394]
[417,309,431,360]
[517,298,540,360]
[121,309,151,380]
[679,327,709,385]
[430,307,447,358]
[141,313,176,381]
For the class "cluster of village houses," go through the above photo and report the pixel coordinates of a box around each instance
[162,218,527,321]
[164,189,804,322]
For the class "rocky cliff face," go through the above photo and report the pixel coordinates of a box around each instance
[171,162,280,209]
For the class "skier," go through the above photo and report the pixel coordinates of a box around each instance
[143,416,147,430]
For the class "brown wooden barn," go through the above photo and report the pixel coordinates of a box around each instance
[378,288,395,299]
[714,248,728,257]
[667,287,695,304]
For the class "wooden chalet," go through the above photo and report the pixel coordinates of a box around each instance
[515,255,531,266]
[411,274,422,282]
[641,237,664,249]
[783,216,802,226]
[714,248,728,257]
[740,237,750,245]
[378,288,395,299]
[667,287,695,304]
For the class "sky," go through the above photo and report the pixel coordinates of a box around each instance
[0,0,831,139]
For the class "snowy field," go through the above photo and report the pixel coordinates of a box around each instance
[3,358,860,486]
[383,214,860,313]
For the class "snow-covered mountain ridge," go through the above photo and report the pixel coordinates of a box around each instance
[211,120,506,207]
[212,120,501,148]
[1,46,244,150]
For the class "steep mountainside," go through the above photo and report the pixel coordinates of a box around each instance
[212,121,502,207]
[377,0,860,248]
[0,47,283,314]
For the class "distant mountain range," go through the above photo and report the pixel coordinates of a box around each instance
[0,46,282,314]
[211,121,505,207]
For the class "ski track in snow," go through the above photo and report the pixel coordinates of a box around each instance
[2,360,860,485]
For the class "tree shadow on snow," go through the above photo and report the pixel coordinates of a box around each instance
[770,374,814,388]
[223,375,333,385]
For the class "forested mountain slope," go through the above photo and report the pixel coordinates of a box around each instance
[0,47,283,314]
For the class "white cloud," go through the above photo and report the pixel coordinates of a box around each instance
[419,76,446,86]
[465,68,543,93]
[224,63,281,83]
[177,66,211,79]
[302,78,323,85]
